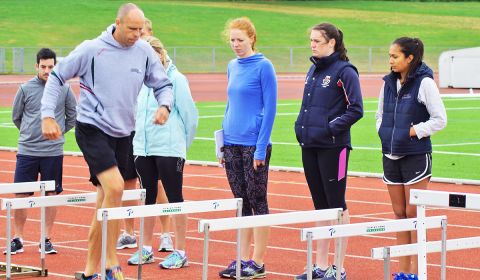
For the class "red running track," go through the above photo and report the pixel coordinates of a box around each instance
[1,150,480,279]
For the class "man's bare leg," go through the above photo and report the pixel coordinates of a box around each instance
[13,193,30,240]
[84,167,124,276]
[45,192,57,239]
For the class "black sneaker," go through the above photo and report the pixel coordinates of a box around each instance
[39,238,57,254]
[3,237,24,255]
[219,260,248,278]
[230,260,266,279]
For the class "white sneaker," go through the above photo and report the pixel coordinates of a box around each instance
[158,233,174,252]
[116,232,137,249]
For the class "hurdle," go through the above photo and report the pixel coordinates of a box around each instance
[96,198,242,280]
[1,188,145,280]
[371,230,480,280]
[411,189,480,280]
[198,208,343,280]
[0,180,54,279]
[301,216,446,280]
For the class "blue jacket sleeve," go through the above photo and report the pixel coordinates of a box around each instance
[328,66,364,136]
[254,60,277,160]
[174,73,198,149]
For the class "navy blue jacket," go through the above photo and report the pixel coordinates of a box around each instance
[379,63,433,155]
[295,52,363,149]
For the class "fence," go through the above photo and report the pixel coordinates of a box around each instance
[0,46,463,74]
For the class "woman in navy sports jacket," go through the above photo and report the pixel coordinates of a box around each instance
[294,23,363,280]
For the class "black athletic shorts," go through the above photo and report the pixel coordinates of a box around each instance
[382,153,432,185]
[122,131,138,181]
[75,121,130,186]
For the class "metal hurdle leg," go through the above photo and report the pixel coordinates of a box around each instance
[416,205,427,280]
[440,219,447,280]
[234,199,243,280]
[2,198,45,279]
[306,232,313,280]
[137,216,144,280]
[137,191,146,280]
[334,210,343,280]
[383,247,391,280]
[6,202,12,280]
[40,183,46,276]
[101,211,108,280]
[202,223,210,280]
[234,228,241,280]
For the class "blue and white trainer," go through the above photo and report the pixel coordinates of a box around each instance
[218,260,248,278]
[320,265,346,280]
[127,248,154,265]
[230,260,266,279]
[159,251,188,269]
[116,232,137,249]
[294,264,328,280]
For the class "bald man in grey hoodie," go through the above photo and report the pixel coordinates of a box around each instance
[40,3,173,280]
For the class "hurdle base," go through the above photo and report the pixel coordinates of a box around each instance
[74,271,84,280]
[0,262,47,278]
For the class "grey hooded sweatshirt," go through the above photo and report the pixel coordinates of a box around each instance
[12,76,76,156]
[41,24,173,137]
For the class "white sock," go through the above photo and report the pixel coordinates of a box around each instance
[176,250,186,257]
[143,246,152,252]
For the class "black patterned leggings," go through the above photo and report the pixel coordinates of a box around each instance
[223,145,272,216]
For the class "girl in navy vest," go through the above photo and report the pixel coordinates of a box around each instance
[218,17,277,279]
[294,23,363,280]
[376,37,447,280]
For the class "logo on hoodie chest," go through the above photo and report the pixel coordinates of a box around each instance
[131,68,143,74]
[321,75,331,88]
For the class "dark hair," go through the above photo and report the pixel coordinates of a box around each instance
[36,48,56,64]
[392,37,424,78]
[311,22,348,61]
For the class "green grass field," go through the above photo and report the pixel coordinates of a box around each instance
[1,97,479,180]
[2,1,480,47]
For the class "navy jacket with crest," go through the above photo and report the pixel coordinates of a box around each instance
[379,63,433,155]
[295,52,363,149]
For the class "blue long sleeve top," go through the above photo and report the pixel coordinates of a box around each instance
[222,53,277,160]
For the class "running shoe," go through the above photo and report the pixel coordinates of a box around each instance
[38,238,57,254]
[321,265,346,280]
[3,237,23,255]
[105,266,124,280]
[219,260,248,278]
[127,248,154,265]
[158,233,174,252]
[159,251,188,269]
[116,232,137,249]
[294,264,328,280]
[230,260,266,279]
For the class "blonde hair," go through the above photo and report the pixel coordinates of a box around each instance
[144,36,168,67]
[143,18,153,36]
[223,17,257,51]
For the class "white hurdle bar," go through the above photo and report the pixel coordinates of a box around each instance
[199,208,343,280]
[411,189,480,280]
[1,188,145,280]
[96,198,242,280]
[301,216,446,280]
[0,180,55,280]
[372,234,480,280]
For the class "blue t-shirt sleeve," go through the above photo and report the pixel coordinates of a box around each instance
[254,60,277,160]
